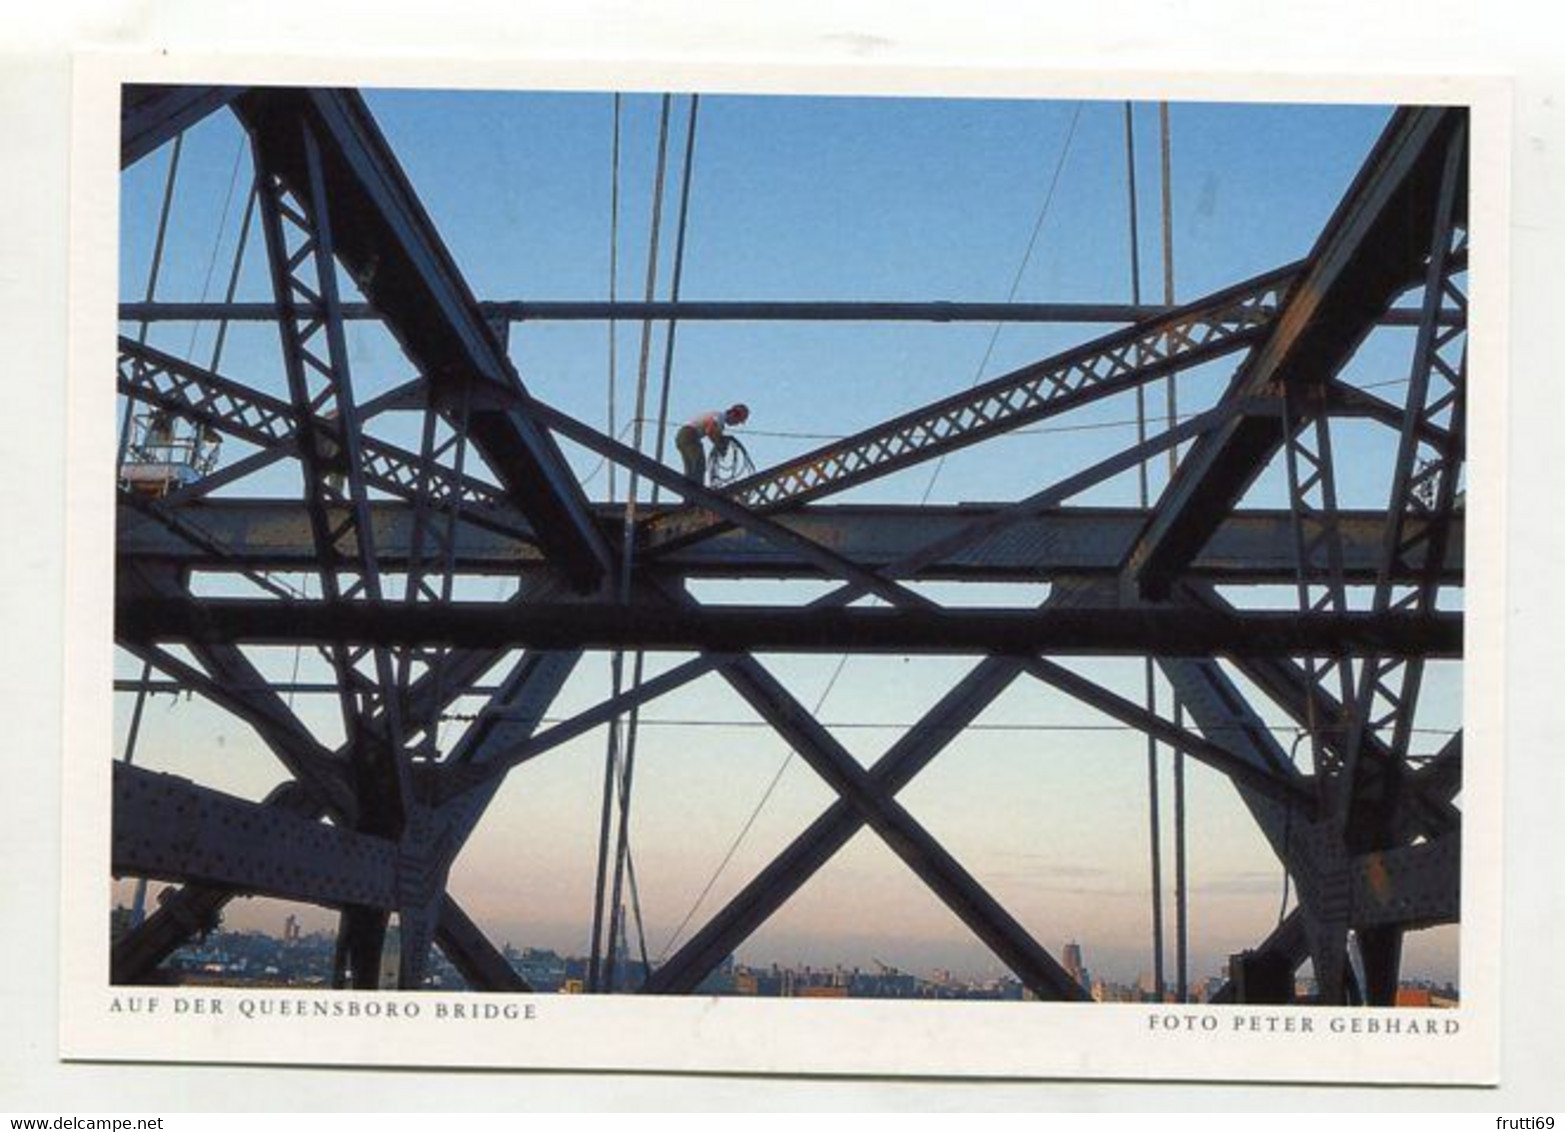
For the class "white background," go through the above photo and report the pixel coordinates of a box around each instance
[3,0,1562,1111]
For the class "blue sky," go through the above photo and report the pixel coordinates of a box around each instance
[115,90,1459,987]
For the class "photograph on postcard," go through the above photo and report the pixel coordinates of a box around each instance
[82,73,1484,1078]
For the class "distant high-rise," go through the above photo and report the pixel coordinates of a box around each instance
[1062,941,1089,990]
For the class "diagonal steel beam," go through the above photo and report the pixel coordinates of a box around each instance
[117,337,536,541]
[230,87,612,589]
[645,652,1027,993]
[251,112,414,864]
[1123,107,1469,598]
[717,653,1087,1000]
[121,85,245,170]
[434,895,531,993]
[117,637,357,820]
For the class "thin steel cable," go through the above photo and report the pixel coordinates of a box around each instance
[184,137,248,362]
[616,93,701,981]
[120,133,188,783]
[917,101,1083,506]
[1160,100,1189,1007]
[596,94,673,992]
[588,94,627,991]
[648,94,702,504]
[119,134,184,463]
[605,93,674,990]
[607,94,622,504]
[656,653,856,962]
[1126,100,1167,1006]
[119,133,185,930]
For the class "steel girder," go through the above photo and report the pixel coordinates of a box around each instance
[119,298,1462,326]
[119,594,1463,658]
[643,652,1030,993]
[1122,106,1469,600]
[122,85,244,169]
[117,498,1465,584]
[116,338,535,537]
[114,88,1467,1004]
[640,264,1298,552]
[230,87,612,590]
[112,635,574,990]
[112,572,579,988]
[114,763,399,908]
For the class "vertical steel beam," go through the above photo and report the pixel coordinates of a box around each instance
[250,116,412,846]
[1336,122,1467,1005]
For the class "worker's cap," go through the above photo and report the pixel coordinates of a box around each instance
[726,403,750,423]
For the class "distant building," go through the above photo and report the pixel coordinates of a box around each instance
[513,947,567,992]
[1062,941,1090,991]
[798,985,848,999]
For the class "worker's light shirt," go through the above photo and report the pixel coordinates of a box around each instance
[685,410,727,440]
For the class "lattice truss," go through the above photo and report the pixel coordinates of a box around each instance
[111,87,1467,1003]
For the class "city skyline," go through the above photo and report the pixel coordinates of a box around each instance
[113,885,1459,990]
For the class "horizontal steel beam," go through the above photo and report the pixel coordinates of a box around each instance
[113,763,398,909]
[119,299,1450,326]
[111,779,317,983]
[118,596,1463,657]
[121,498,1465,583]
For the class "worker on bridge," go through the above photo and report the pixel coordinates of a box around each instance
[675,403,749,486]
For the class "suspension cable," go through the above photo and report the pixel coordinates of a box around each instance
[1160,101,1190,1007]
[118,133,184,469]
[588,91,627,991]
[1126,101,1167,1006]
[118,133,184,930]
[592,94,674,992]
[607,94,622,504]
[657,653,853,960]
[648,94,701,503]
[612,94,703,982]
[918,101,1082,507]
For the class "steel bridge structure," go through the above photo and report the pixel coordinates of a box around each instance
[111,86,1468,1005]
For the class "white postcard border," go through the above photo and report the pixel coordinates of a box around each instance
[62,48,1511,1083]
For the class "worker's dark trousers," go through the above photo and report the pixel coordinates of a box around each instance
[676,426,705,484]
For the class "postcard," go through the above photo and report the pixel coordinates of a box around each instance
[61,49,1507,1082]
